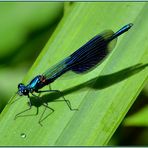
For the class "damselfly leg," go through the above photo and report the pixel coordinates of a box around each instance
[14,88,77,126]
[37,89,78,111]
[14,97,39,120]
[38,102,54,126]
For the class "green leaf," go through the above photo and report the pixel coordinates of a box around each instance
[0,2,148,146]
[123,106,148,127]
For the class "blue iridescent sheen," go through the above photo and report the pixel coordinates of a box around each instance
[17,23,133,97]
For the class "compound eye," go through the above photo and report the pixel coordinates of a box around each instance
[23,89,29,95]
[18,83,24,88]
[23,89,27,93]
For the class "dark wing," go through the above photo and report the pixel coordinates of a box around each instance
[66,30,117,73]
[43,30,117,80]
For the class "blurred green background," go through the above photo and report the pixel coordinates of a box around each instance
[0,2,147,146]
[0,2,64,109]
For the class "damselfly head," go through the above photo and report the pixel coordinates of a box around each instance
[17,83,29,96]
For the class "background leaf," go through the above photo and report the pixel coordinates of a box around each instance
[123,106,148,127]
[0,2,63,111]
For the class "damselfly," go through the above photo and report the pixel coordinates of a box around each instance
[14,23,133,125]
